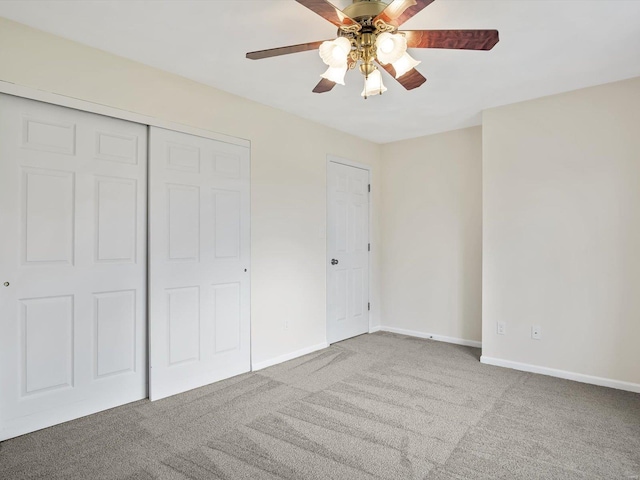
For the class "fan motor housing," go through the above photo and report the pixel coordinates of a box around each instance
[342,0,389,21]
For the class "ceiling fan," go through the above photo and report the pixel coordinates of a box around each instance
[246,0,499,98]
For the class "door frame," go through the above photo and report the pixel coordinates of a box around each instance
[326,155,373,343]
[0,81,253,400]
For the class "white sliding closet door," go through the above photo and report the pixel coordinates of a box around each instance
[0,94,148,440]
[149,127,250,401]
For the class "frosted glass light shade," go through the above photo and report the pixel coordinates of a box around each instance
[321,65,348,85]
[375,32,407,65]
[319,37,351,68]
[361,69,387,98]
[392,52,421,78]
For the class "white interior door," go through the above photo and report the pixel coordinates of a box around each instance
[149,127,250,401]
[327,159,370,344]
[0,94,147,440]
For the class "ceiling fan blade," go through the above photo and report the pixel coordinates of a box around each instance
[313,78,336,93]
[404,30,499,50]
[295,0,359,28]
[374,0,436,27]
[377,63,427,90]
[246,40,330,60]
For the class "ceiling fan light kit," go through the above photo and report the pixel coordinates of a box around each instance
[246,0,500,99]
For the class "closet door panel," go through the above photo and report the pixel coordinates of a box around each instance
[149,127,250,401]
[0,94,147,441]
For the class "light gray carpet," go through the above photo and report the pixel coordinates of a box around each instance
[1,331,639,479]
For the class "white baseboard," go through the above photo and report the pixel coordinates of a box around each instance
[251,342,329,371]
[369,325,382,333]
[376,326,482,348]
[480,355,640,394]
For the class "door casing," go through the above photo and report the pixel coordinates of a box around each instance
[326,155,373,344]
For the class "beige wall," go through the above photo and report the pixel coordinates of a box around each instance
[483,77,640,385]
[380,127,483,343]
[0,18,382,366]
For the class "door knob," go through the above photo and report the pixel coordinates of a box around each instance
[331,259,339,265]
[3,282,9,287]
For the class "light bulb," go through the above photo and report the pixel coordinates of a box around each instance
[391,52,421,78]
[375,32,407,65]
[319,37,351,68]
[379,37,395,54]
[361,69,387,98]
[321,65,348,85]
[332,47,345,62]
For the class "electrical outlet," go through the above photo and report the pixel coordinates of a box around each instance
[497,322,506,335]
[531,325,542,340]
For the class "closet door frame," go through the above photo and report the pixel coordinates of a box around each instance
[0,81,252,416]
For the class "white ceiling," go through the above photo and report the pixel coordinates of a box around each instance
[1,0,640,143]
